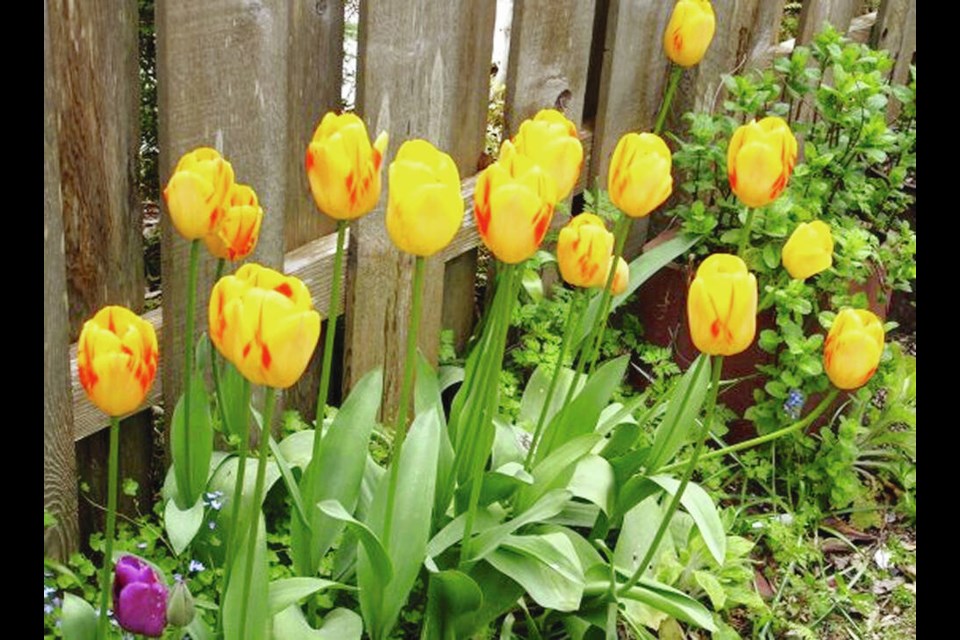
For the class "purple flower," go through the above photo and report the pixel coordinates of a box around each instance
[113,555,169,638]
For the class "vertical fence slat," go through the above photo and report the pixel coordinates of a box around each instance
[504,0,599,135]
[157,1,290,434]
[49,0,144,340]
[871,0,916,89]
[44,0,78,561]
[283,0,345,419]
[348,0,497,423]
[797,0,862,44]
[674,0,786,122]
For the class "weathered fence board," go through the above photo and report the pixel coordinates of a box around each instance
[348,0,497,423]
[798,0,862,44]
[872,0,916,97]
[48,0,143,340]
[504,0,598,135]
[44,0,78,561]
[157,0,291,436]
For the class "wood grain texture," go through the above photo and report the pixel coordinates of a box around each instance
[157,0,290,437]
[349,0,497,424]
[871,0,915,100]
[442,249,478,354]
[48,0,143,339]
[798,0,861,44]
[44,0,79,560]
[504,0,599,134]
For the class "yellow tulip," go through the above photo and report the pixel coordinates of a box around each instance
[203,184,264,262]
[306,112,388,220]
[663,0,716,67]
[607,132,673,218]
[77,306,158,416]
[556,213,614,288]
[512,109,584,201]
[474,140,557,264]
[209,263,321,389]
[727,117,798,208]
[163,147,235,240]
[686,254,758,356]
[609,256,630,296]
[824,309,884,390]
[782,220,833,280]
[386,139,464,257]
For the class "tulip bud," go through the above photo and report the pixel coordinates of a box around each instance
[824,308,884,390]
[474,140,558,264]
[209,263,321,389]
[727,117,798,208]
[166,578,195,628]
[77,306,158,417]
[113,556,168,638]
[164,147,235,240]
[386,139,464,257]
[306,112,388,220]
[609,256,630,296]
[782,220,833,280]
[556,213,614,288]
[608,132,673,218]
[687,254,758,356]
[512,109,584,201]
[203,183,264,261]
[663,0,716,67]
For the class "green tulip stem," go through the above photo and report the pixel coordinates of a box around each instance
[738,207,756,257]
[238,387,277,640]
[586,213,632,374]
[460,264,518,568]
[96,416,120,640]
[182,239,201,499]
[209,260,230,440]
[382,255,427,550]
[657,388,840,475]
[525,289,584,470]
[654,64,684,136]
[313,220,348,432]
[616,355,724,598]
[220,378,252,597]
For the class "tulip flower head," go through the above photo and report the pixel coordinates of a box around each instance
[556,213,614,288]
[203,183,264,261]
[663,0,716,67]
[113,556,168,638]
[474,140,558,264]
[386,139,464,257]
[782,220,833,280]
[824,308,884,390]
[77,306,158,417]
[512,109,584,201]
[607,132,673,218]
[609,256,630,296]
[164,147,235,241]
[209,264,321,388]
[727,117,798,208]
[306,112,388,220]
[687,254,758,356]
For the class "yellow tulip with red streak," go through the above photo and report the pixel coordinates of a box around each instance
[164,147,235,240]
[78,306,158,416]
[609,256,629,295]
[823,309,884,390]
[782,220,833,280]
[557,213,614,288]
[209,264,321,389]
[663,0,716,67]
[686,254,758,356]
[386,139,464,257]
[474,140,558,264]
[512,109,584,201]
[608,132,673,218]
[727,117,798,208]
[204,184,264,262]
[306,112,388,220]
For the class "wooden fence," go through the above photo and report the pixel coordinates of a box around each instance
[43,0,916,558]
